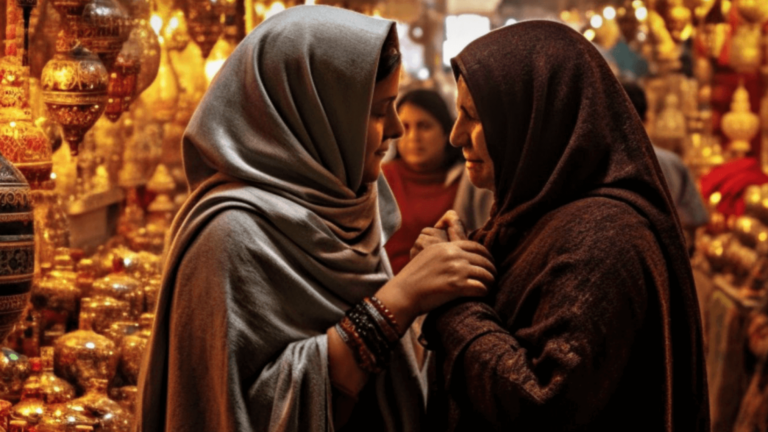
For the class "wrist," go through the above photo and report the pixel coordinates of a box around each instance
[375,280,419,332]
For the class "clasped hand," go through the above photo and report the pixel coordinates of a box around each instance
[376,211,496,328]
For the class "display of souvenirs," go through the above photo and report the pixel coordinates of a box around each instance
[0,0,764,430]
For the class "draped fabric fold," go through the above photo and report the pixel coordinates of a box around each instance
[425,20,708,432]
[136,6,426,431]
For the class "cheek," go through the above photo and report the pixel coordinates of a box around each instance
[366,122,383,154]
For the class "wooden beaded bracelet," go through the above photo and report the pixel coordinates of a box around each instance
[370,296,402,336]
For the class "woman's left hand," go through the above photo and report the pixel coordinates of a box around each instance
[410,211,468,260]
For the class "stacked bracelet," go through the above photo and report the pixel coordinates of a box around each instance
[335,296,402,374]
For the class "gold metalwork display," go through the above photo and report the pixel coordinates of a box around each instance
[722,82,760,157]
[53,311,118,393]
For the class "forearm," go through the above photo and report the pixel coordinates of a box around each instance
[327,326,368,428]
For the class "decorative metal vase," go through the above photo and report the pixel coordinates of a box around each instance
[66,379,130,432]
[0,152,34,344]
[53,314,118,393]
[0,348,30,403]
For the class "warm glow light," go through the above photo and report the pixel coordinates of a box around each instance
[590,14,603,28]
[205,38,235,85]
[632,0,644,8]
[417,67,430,80]
[50,172,57,180]
[150,14,164,35]
[443,14,490,66]
[637,31,647,41]
[168,16,180,30]
[603,6,616,20]
[9,122,15,128]
[635,6,648,20]
[710,191,722,206]
[254,3,266,16]
[265,2,286,20]
[372,9,383,18]
[560,10,571,21]
[505,18,517,26]
[584,29,596,40]
[305,0,315,3]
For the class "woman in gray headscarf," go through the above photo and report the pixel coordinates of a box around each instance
[136,5,495,432]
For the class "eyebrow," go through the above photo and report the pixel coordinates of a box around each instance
[374,96,397,105]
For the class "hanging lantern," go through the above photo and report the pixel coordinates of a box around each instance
[186,0,224,59]
[131,21,160,98]
[170,41,206,125]
[140,37,179,123]
[63,0,131,72]
[41,41,109,156]
[0,1,53,187]
[105,39,141,122]
[162,9,191,52]
[116,0,150,22]
[15,0,38,67]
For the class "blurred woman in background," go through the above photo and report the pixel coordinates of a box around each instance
[383,89,493,274]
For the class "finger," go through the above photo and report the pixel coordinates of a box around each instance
[420,227,449,242]
[434,210,460,230]
[447,223,467,242]
[435,211,467,240]
[467,265,495,287]
[454,247,496,275]
[457,279,488,298]
[453,240,494,262]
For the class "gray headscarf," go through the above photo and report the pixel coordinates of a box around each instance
[136,6,426,432]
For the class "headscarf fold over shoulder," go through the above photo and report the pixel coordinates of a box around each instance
[136,6,427,431]
[453,21,708,431]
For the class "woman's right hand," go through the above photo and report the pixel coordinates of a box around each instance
[377,240,496,330]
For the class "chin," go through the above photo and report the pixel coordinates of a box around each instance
[468,172,493,191]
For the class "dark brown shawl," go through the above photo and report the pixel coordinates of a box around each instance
[423,21,709,432]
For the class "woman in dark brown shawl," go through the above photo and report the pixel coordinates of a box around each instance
[420,21,710,431]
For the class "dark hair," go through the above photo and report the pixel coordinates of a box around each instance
[621,80,648,122]
[396,89,464,166]
[376,26,401,82]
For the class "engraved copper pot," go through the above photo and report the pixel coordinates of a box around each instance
[0,348,30,403]
[91,258,143,319]
[66,379,130,432]
[0,153,34,343]
[23,347,74,406]
[53,315,118,393]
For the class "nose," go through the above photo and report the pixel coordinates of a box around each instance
[387,113,405,141]
[449,122,468,149]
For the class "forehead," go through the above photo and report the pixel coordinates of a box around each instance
[399,103,435,121]
[373,64,402,98]
[456,76,476,110]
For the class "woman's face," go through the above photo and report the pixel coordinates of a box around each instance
[450,76,495,191]
[362,64,404,186]
[396,103,448,172]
